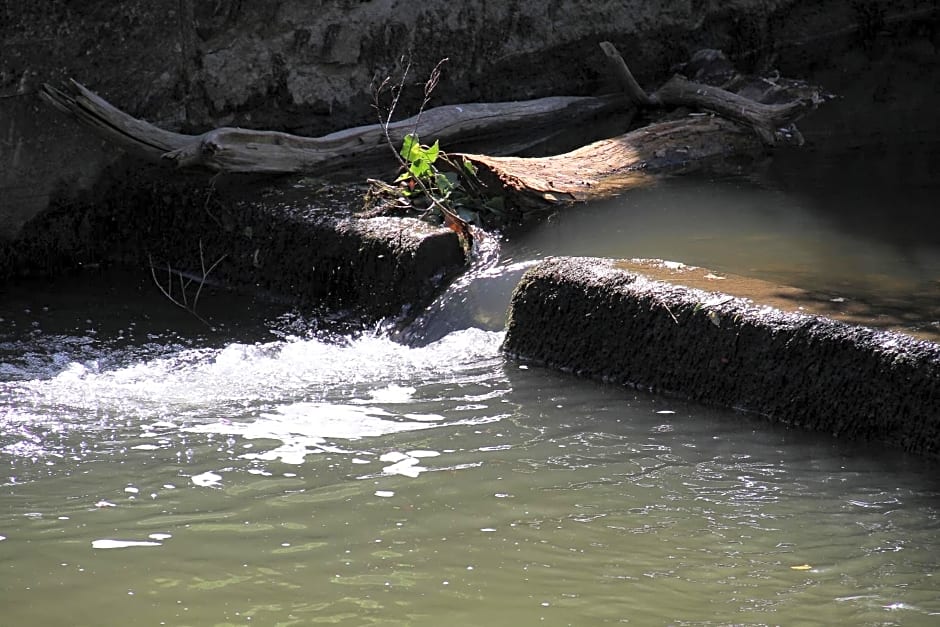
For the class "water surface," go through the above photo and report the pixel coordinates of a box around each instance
[3,51,940,626]
[2,283,939,625]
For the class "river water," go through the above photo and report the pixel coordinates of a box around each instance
[4,75,940,627]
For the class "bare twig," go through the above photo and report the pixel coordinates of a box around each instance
[372,55,414,166]
[661,301,680,325]
[202,173,224,227]
[148,241,227,327]
[371,57,472,248]
[411,57,449,140]
[192,240,228,313]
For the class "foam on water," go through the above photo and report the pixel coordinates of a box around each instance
[0,328,507,464]
[91,539,162,549]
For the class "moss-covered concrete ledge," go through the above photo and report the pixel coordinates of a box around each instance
[1,171,465,324]
[502,257,940,459]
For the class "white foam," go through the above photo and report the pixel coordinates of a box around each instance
[191,471,222,488]
[366,385,416,404]
[186,402,448,465]
[92,539,162,549]
[190,402,439,443]
[380,452,411,463]
[405,450,440,458]
[19,329,503,420]
[382,457,426,478]
[3,329,508,465]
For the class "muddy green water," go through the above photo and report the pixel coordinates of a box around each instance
[3,159,940,625]
[2,314,939,627]
[4,71,940,627]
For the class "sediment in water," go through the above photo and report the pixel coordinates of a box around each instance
[502,256,940,459]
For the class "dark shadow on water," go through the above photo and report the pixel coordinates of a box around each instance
[0,267,354,381]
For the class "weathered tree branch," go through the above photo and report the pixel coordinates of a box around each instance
[41,80,189,156]
[450,43,826,213]
[651,75,812,144]
[599,41,653,107]
[40,44,826,219]
[599,41,820,145]
[40,80,627,173]
[459,115,762,210]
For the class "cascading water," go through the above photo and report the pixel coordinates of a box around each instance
[2,105,940,625]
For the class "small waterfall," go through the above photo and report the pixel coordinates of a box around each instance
[396,227,537,346]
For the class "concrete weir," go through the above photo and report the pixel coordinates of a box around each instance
[502,257,940,459]
[2,173,466,323]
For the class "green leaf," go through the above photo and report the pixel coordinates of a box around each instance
[400,134,421,162]
[425,139,440,165]
[462,158,478,176]
[435,172,455,196]
[409,159,430,179]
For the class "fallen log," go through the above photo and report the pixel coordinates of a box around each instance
[39,80,628,173]
[40,43,826,221]
[600,42,820,144]
[459,115,761,210]
[455,43,825,213]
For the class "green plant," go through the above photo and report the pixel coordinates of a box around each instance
[368,57,514,250]
[397,134,450,197]
[394,133,501,230]
[395,133,474,209]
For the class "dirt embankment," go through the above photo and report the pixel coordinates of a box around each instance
[0,0,873,243]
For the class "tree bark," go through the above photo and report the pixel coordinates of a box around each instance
[651,75,812,145]
[40,43,825,213]
[40,80,628,173]
[460,115,762,210]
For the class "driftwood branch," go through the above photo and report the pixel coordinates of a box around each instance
[651,75,811,144]
[599,42,819,145]
[599,41,653,107]
[41,80,189,156]
[459,115,762,210]
[40,80,626,173]
[41,44,826,218]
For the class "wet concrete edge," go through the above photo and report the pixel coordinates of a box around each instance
[502,256,940,459]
